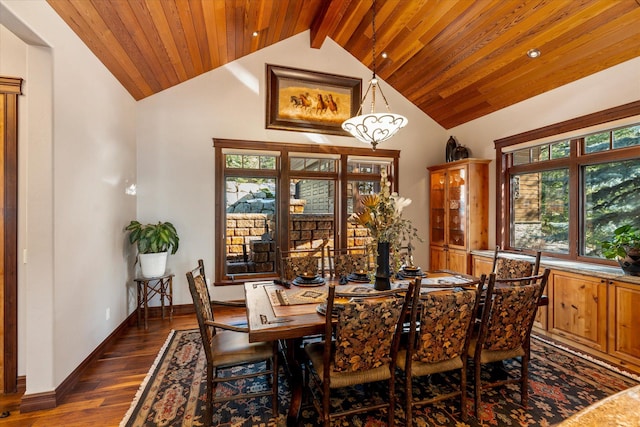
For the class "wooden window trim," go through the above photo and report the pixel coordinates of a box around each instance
[213,138,400,285]
[494,100,640,259]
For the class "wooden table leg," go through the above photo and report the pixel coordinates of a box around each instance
[168,276,173,320]
[136,281,142,327]
[143,280,149,329]
[160,278,165,320]
[286,338,303,427]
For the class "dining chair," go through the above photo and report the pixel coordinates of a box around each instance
[396,276,482,425]
[278,244,327,280]
[469,269,550,417]
[304,282,414,426]
[491,246,542,279]
[193,258,247,308]
[327,247,369,280]
[186,262,278,425]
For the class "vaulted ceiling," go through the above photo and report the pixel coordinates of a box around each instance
[47,0,640,129]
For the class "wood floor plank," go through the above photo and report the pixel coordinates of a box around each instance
[0,310,216,425]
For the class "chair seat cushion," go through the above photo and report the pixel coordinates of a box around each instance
[396,349,463,376]
[211,329,273,367]
[305,341,391,388]
[468,338,524,364]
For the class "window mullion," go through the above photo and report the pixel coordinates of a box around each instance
[568,139,580,258]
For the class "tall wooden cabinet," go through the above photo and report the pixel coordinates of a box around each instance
[428,159,490,274]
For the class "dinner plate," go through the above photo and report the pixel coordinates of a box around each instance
[316,303,339,317]
[397,267,426,279]
[293,276,325,287]
[347,273,371,283]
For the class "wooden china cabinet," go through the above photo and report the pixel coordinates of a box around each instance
[428,159,490,274]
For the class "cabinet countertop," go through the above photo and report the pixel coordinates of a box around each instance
[471,250,640,285]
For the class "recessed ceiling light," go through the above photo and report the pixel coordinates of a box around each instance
[527,48,541,58]
[381,52,388,59]
[252,31,259,37]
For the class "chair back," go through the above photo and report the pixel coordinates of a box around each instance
[186,264,216,362]
[478,269,549,352]
[329,248,369,279]
[492,246,541,279]
[325,284,410,374]
[278,244,328,280]
[408,279,480,364]
[281,255,322,280]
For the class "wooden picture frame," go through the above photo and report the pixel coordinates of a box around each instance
[266,64,362,136]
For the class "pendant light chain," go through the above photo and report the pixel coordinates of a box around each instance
[341,0,408,150]
[372,0,377,79]
[370,0,377,114]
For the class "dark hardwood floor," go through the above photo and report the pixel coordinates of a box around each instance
[0,306,245,426]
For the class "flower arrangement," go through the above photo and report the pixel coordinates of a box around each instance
[350,169,420,273]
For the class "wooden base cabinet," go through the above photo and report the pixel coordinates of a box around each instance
[428,159,490,274]
[549,271,608,352]
[473,254,640,374]
[608,280,640,367]
[472,255,493,277]
[430,246,468,273]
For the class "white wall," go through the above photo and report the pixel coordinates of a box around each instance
[1,0,137,395]
[448,56,640,247]
[136,31,446,302]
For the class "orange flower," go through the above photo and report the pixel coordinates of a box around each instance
[351,210,373,227]
[360,194,380,209]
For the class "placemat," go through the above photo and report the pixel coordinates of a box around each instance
[265,285,327,306]
[264,283,401,307]
[421,275,473,285]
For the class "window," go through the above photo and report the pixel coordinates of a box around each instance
[213,139,399,284]
[498,120,640,263]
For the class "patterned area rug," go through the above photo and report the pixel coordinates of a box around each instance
[120,329,639,427]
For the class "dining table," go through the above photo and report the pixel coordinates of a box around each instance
[243,269,481,426]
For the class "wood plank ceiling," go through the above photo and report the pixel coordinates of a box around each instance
[47,0,640,129]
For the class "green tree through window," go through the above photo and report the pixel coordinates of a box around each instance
[506,122,640,261]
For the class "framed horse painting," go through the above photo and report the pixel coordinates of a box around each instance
[266,64,362,136]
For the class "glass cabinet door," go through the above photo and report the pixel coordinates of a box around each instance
[430,170,446,245]
[447,167,466,248]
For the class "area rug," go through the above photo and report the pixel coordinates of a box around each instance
[120,329,639,426]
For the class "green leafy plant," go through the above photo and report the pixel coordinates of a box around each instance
[349,169,421,272]
[601,224,640,259]
[125,221,179,254]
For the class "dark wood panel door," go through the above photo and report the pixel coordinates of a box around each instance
[0,76,22,393]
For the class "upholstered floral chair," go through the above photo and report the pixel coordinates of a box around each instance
[396,277,482,425]
[303,283,413,426]
[332,252,368,279]
[186,261,278,425]
[281,255,321,281]
[469,269,550,417]
[492,246,541,279]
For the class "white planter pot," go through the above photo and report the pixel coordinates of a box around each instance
[139,252,168,278]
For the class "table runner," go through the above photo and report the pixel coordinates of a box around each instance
[265,282,404,307]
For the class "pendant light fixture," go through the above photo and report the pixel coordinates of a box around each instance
[342,0,408,150]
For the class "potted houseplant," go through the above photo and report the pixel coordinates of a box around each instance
[125,220,179,278]
[601,224,640,276]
